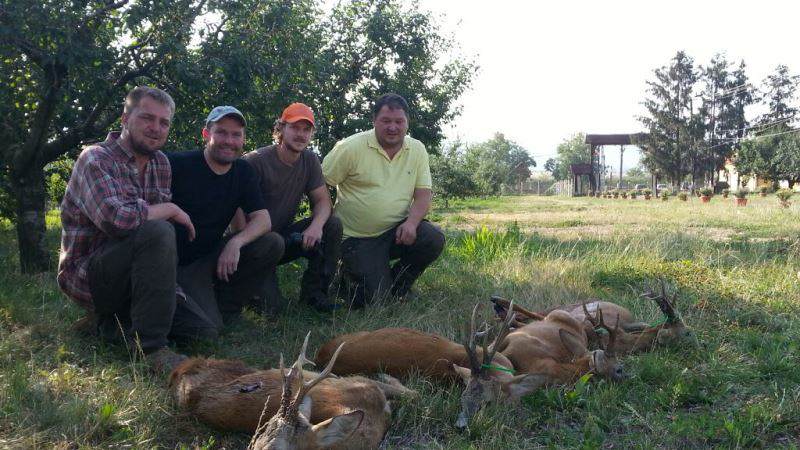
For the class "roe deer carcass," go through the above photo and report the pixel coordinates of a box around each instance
[314,304,544,429]
[495,308,627,387]
[170,333,414,449]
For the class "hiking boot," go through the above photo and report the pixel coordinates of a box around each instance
[146,347,188,375]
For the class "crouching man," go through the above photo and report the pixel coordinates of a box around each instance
[58,86,201,373]
[168,106,283,325]
[322,93,445,307]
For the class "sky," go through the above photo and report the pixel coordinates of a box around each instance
[419,0,800,174]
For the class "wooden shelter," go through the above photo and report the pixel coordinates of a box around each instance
[576,133,647,195]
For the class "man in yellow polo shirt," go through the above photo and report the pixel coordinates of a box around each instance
[323,93,445,307]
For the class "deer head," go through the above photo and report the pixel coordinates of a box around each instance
[642,280,695,347]
[571,307,627,381]
[453,303,547,429]
[248,333,363,450]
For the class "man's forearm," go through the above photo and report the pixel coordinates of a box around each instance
[406,189,432,226]
[230,210,269,247]
[309,201,331,230]
[146,202,178,221]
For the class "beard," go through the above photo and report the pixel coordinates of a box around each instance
[128,132,163,156]
[207,143,241,165]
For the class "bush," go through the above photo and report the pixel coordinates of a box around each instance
[734,189,749,199]
[642,188,653,196]
[776,188,793,202]
[660,190,670,200]
[678,192,688,201]
[699,187,713,197]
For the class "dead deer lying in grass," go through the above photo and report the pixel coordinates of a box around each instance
[170,333,414,449]
[315,305,544,430]
[491,282,694,354]
[494,308,627,389]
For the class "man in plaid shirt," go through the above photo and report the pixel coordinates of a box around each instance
[58,86,205,373]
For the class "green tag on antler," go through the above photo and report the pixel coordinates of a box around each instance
[481,364,515,374]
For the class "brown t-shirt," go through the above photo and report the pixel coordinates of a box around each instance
[243,145,325,232]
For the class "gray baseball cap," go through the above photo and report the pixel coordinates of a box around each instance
[205,105,246,128]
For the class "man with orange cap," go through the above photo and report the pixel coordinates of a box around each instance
[243,103,342,312]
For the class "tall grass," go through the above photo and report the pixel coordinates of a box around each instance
[1,195,799,448]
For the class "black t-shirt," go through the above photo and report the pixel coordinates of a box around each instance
[167,150,265,265]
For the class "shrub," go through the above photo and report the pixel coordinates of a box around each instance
[678,192,688,201]
[642,188,652,196]
[699,187,713,197]
[734,189,749,199]
[660,190,670,200]
[776,188,793,204]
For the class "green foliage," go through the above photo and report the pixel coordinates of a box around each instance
[699,187,713,197]
[734,189,749,199]
[678,191,689,200]
[776,188,793,202]
[430,141,478,207]
[463,133,535,195]
[661,189,670,200]
[546,133,587,181]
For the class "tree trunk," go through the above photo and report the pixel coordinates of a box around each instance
[13,166,50,273]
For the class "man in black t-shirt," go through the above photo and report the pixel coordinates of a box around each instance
[243,103,342,312]
[168,106,284,327]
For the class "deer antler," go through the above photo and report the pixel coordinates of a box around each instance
[278,333,346,423]
[463,302,516,376]
[596,308,621,357]
[642,279,679,324]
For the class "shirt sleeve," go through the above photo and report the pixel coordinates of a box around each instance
[306,153,326,193]
[322,140,350,186]
[239,162,266,214]
[415,147,433,189]
[75,150,148,237]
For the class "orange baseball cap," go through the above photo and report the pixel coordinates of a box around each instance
[280,102,315,126]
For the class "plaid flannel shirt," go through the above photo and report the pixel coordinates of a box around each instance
[57,132,173,309]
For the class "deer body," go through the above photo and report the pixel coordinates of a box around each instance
[315,327,515,381]
[171,356,412,449]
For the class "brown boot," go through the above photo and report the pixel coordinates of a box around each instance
[145,347,188,375]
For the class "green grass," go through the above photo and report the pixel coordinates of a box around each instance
[1,195,799,448]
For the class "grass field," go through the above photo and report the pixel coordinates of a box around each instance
[1,194,799,449]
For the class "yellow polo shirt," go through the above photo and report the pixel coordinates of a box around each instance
[323,129,432,238]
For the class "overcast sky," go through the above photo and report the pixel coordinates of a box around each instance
[420,0,800,173]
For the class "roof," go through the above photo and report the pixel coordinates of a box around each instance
[585,133,647,146]
[570,163,593,175]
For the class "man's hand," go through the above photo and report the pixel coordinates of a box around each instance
[217,237,243,282]
[395,220,418,246]
[302,223,324,250]
[171,206,196,242]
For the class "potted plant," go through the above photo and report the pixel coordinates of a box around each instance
[642,188,653,200]
[621,190,628,199]
[734,188,748,206]
[678,191,688,201]
[759,186,769,197]
[660,189,670,201]
[699,187,713,203]
[722,188,730,199]
[776,188,793,208]
[612,189,620,199]
[630,190,638,199]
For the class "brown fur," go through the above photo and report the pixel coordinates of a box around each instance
[170,357,412,448]
[315,327,515,382]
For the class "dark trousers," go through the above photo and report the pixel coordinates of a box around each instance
[341,220,445,306]
[273,215,342,306]
[177,232,284,322]
[88,220,214,353]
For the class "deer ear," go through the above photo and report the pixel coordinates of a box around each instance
[503,373,548,399]
[312,410,364,447]
[559,329,587,358]
[299,395,313,420]
[450,363,473,384]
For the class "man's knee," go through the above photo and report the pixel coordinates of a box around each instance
[135,220,176,248]
[243,232,285,265]
[417,222,446,257]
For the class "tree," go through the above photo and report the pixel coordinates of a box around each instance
[758,65,799,128]
[547,133,587,181]
[1,0,477,273]
[0,0,205,272]
[639,51,703,189]
[463,133,535,195]
[430,141,477,207]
